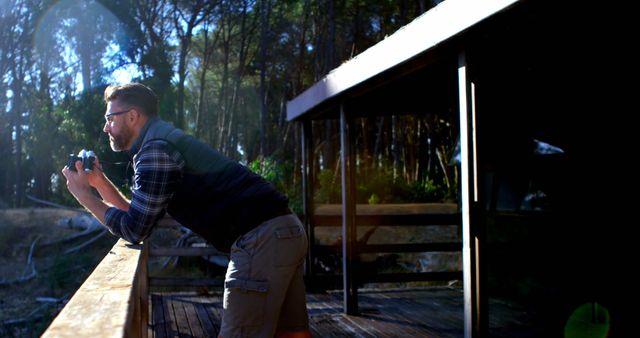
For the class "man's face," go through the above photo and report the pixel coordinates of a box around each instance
[103,100,134,152]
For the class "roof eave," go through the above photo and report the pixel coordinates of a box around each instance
[286,0,522,122]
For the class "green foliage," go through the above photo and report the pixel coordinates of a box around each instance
[408,179,447,203]
[58,89,107,149]
[314,163,455,205]
[248,156,302,214]
[367,193,380,205]
[249,157,279,183]
[315,169,341,204]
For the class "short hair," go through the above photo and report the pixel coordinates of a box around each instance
[104,83,159,117]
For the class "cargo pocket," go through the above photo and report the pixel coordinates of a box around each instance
[224,277,269,336]
[273,225,307,267]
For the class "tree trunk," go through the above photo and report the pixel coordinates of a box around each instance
[176,42,189,130]
[78,3,93,91]
[174,0,211,130]
[392,115,401,182]
[326,0,335,72]
[419,0,428,14]
[295,0,311,95]
[196,22,217,140]
[33,66,55,200]
[351,0,360,57]
[11,68,24,207]
[322,0,337,171]
[217,14,231,152]
[228,0,252,160]
[373,117,385,169]
[259,0,271,158]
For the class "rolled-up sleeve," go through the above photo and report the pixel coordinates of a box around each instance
[104,141,184,243]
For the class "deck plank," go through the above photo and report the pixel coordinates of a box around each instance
[162,294,179,337]
[150,293,167,338]
[181,296,206,337]
[149,287,531,337]
[379,289,463,337]
[193,298,218,337]
[204,296,224,335]
[171,296,192,336]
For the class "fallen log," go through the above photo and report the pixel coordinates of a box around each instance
[0,237,40,286]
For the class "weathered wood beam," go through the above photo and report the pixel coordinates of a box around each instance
[307,272,463,288]
[149,247,227,257]
[313,213,460,227]
[148,277,223,287]
[357,243,462,253]
[315,203,459,215]
[42,239,148,338]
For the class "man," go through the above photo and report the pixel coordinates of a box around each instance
[62,83,311,338]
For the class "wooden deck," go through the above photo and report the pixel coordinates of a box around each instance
[149,286,534,337]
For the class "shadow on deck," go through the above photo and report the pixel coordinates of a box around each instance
[149,286,533,337]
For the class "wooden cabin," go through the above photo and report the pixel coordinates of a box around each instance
[43,0,629,337]
[286,0,628,336]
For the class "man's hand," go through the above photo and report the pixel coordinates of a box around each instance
[62,160,94,201]
[61,160,109,224]
[63,157,131,214]
[84,157,108,188]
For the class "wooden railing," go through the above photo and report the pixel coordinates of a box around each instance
[307,203,463,287]
[146,222,226,288]
[41,217,226,337]
[42,239,148,338]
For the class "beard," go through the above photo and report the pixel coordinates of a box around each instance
[108,125,133,152]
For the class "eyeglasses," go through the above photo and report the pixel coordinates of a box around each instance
[104,109,132,123]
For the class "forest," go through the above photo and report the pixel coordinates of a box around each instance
[0,0,454,211]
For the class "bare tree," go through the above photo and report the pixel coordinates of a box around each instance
[173,0,217,130]
[194,19,219,141]
[226,0,258,159]
[4,0,36,207]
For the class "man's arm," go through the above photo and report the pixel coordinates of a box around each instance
[87,161,131,211]
[63,142,183,243]
[103,142,183,243]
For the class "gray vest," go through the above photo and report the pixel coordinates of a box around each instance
[136,118,289,251]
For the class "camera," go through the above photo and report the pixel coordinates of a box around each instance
[67,149,96,172]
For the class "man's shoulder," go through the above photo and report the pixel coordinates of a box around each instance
[139,139,173,153]
[136,139,185,166]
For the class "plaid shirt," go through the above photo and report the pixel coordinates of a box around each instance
[104,140,185,243]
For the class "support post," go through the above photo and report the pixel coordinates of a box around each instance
[301,120,315,278]
[459,51,483,338]
[340,104,358,314]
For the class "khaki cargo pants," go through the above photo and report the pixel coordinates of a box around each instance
[219,214,309,338]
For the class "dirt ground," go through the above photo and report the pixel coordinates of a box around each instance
[0,208,117,337]
[0,208,216,337]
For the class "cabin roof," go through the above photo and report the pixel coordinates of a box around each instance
[286,0,522,121]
